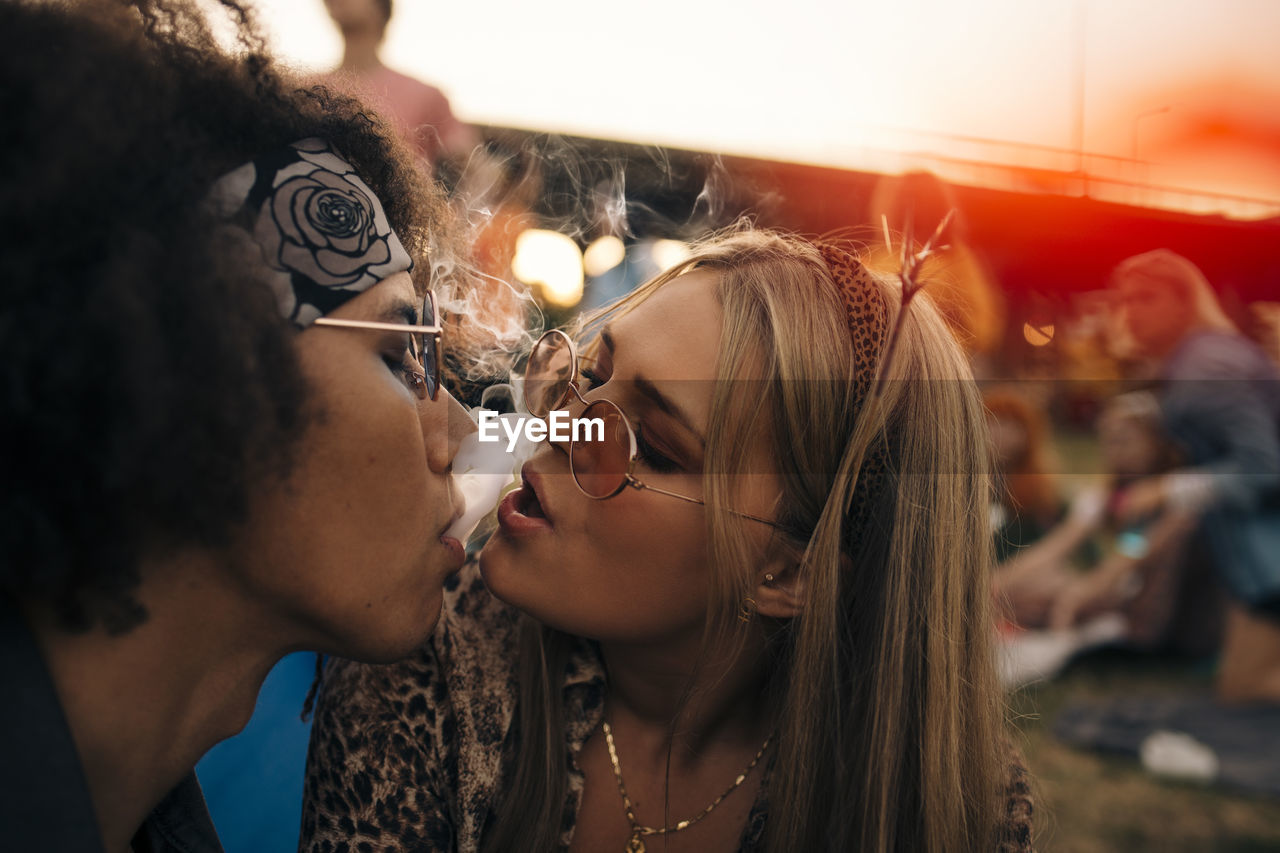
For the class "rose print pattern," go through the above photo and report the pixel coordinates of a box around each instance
[208,138,412,327]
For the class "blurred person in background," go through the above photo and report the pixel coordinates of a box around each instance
[0,1,473,850]
[985,387,1064,569]
[321,0,478,171]
[865,172,1006,376]
[321,0,527,407]
[997,393,1224,656]
[1111,249,1280,703]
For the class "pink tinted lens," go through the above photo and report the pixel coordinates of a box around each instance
[524,331,574,418]
[570,400,632,498]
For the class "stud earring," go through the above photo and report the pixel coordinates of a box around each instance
[764,573,775,585]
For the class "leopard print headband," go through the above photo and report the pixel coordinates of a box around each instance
[813,241,891,543]
[814,242,889,397]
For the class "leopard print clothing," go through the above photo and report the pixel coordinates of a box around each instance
[299,564,612,853]
[300,564,1034,852]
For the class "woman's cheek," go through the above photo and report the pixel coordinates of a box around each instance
[582,499,659,555]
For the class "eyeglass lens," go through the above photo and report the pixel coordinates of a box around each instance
[524,330,574,419]
[420,291,441,400]
[525,331,632,498]
[570,399,633,498]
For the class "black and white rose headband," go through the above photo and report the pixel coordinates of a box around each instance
[207,138,413,328]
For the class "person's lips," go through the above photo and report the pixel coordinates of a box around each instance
[437,505,467,572]
[437,533,465,569]
[495,466,554,537]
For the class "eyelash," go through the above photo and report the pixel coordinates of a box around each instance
[580,366,605,390]
[383,348,412,374]
[579,364,679,472]
[635,426,678,473]
[384,346,422,389]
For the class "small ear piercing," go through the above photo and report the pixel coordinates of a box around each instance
[742,575,776,621]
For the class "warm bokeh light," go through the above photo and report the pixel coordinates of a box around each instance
[1023,323,1057,347]
[583,235,626,277]
[651,239,691,272]
[512,229,584,308]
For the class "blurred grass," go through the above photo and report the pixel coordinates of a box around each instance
[1009,650,1280,852]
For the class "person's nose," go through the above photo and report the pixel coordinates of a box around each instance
[423,388,475,474]
[546,381,591,457]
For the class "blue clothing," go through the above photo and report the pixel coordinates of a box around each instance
[196,652,317,853]
[1162,331,1280,510]
[1160,330,1280,612]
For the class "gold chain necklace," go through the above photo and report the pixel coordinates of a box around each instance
[600,719,773,853]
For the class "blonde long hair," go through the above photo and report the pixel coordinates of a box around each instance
[482,227,1006,853]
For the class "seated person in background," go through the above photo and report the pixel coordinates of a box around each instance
[1037,394,1223,655]
[985,386,1064,567]
[1111,249,1280,704]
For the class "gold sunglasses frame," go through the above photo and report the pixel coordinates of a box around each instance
[526,329,781,529]
[313,289,443,401]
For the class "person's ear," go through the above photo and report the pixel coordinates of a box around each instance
[752,539,856,620]
[754,545,806,620]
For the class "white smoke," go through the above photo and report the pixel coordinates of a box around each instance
[445,382,539,546]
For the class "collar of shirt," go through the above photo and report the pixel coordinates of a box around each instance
[0,594,224,853]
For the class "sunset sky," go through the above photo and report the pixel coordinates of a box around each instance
[257,0,1280,214]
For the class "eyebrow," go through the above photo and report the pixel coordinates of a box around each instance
[602,324,706,446]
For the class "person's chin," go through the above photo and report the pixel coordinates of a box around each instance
[479,519,527,562]
[477,539,532,610]
[477,540,508,590]
[350,592,444,663]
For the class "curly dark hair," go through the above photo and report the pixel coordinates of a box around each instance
[0,0,455,633]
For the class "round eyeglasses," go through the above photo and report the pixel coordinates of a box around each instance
[313,290,443,401]
[524,329,780,528]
